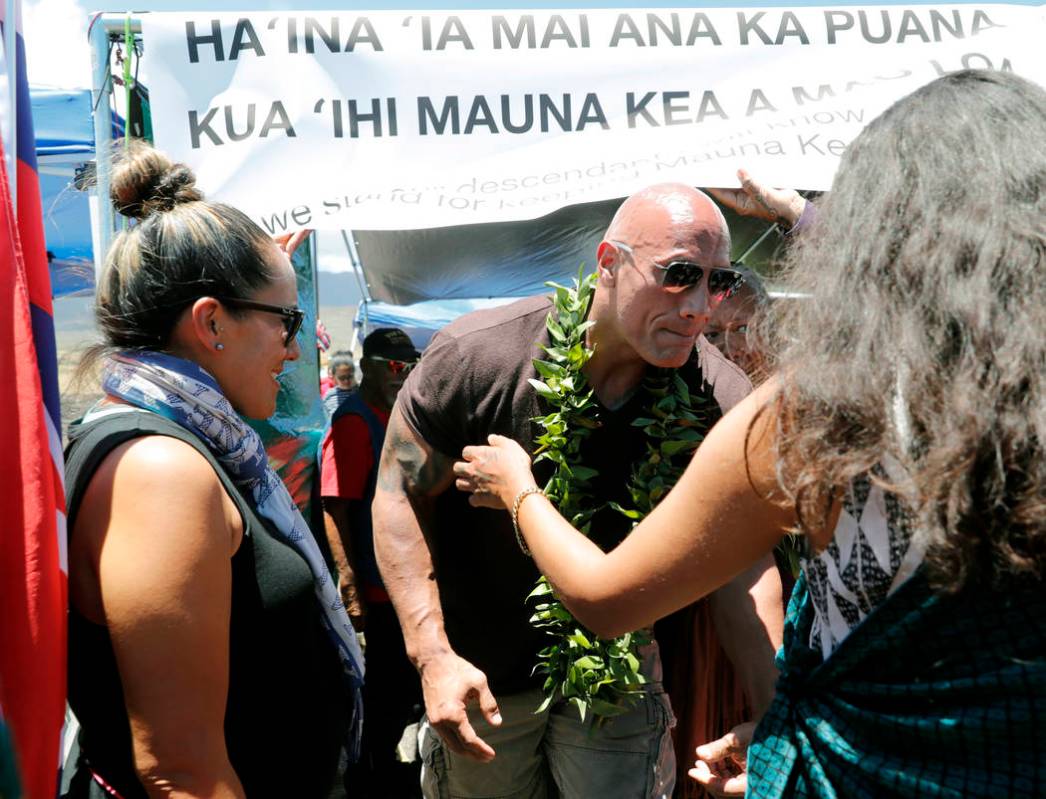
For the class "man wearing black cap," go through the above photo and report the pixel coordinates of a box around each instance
[320,326,422,798]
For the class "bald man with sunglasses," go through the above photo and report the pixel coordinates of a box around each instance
[373,184,786,799]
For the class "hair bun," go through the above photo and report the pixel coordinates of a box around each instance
[110,139,204,220]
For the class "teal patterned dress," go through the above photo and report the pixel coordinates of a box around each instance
[748,516,1046,797]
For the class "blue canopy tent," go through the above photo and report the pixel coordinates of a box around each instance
[32,86,120,297]
[359,297,516,349]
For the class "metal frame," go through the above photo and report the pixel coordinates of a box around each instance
[88,14,142,275]
[340,228,375,348]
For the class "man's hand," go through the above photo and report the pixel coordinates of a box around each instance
[708,169,806,228]
[689,721,755,797]
[337,574,366,633]
[322,499,366,632]
[419,652,502,762]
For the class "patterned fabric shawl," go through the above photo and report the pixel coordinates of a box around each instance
[748,568,1046,798]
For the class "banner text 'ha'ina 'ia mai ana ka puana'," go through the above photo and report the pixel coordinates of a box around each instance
[141,5,1046,231]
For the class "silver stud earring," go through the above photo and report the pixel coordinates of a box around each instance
[216,342,225,351]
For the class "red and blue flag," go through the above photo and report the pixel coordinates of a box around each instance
[0,2,68,797]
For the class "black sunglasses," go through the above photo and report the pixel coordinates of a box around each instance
[609,240,745,299]
[216,296,305,342]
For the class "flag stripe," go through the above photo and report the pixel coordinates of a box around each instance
[56,509,68,573]
[29,297,61,437]
[46,408,68,519]
[11,36,35,171]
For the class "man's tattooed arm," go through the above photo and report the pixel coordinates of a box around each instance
[373,405,455,666]
[375,405,505,760]
[376,406,454,499]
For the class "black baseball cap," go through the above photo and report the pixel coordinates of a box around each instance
[363,327,420,361]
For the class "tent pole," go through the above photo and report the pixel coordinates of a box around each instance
[341,229,371,337]
[89,15,114,277]
[5,0,17,211]
[736,223,778,265]
[340,229,370,302]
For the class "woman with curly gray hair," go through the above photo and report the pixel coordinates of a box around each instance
[453,69,1046,798]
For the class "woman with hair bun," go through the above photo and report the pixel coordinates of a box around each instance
[63,141,362,799]
[454,70,1046,797]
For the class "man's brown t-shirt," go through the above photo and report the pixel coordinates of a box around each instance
[397,295,750,694]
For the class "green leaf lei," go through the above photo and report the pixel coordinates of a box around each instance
[527,269,716,722]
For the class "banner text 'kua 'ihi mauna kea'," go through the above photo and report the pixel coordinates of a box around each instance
[141,5,1046,231]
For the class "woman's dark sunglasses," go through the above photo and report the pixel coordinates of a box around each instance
[609,240,745,298]
[216,296,305,342]
[367,355,418,375]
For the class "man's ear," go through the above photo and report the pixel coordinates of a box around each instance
[596,240,617,284]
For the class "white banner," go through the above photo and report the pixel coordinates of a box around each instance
[141,5,1046,232]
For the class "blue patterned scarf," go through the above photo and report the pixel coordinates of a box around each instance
[91,351,365,757]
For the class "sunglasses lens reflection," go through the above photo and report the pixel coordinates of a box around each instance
[708,270,743,298]
[661,264,744,297]
[283,312,304,341]
[663,262,704,291]
[386,359,418,375]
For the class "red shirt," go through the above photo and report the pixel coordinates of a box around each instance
[320,401,390,500]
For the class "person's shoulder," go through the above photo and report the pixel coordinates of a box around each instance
[106,430,214,474]
[107,433,219,486]
[82,433,234,544]
[435,296,551,345]
[693,335,753,413]
[398,297,550,445]
[415,296,551,380]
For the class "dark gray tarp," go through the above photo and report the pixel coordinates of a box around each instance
[351,195,786,306]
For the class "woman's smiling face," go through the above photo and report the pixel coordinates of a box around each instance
[214,243,302,420]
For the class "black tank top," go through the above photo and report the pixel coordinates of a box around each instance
[64,410,349,799]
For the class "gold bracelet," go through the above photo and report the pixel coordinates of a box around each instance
[511,486,545,556]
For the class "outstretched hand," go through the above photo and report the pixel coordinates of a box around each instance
[689,721,755,797]
[454,434,536,510]
[274,229,312,259]
[708,169,806,228]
